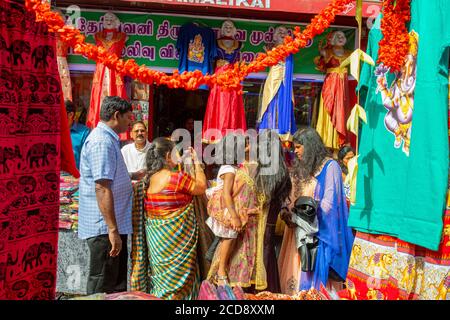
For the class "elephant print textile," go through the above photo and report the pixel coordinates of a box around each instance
[31,45,54,69]
[0,0,60,300]
[18,176,37,193]
[22,242,54,272]
[0,252,19,282]
[36,271,54,289]
[0,69,24,92]
[7,40,31,66]
[0,35,7,51]
[26,143,57,169]
[11,280,29,298]
[0,146,22,174]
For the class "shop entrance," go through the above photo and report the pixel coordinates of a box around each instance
[151,79,323,139]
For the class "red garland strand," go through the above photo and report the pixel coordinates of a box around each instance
[378,0,411,73]
[25,0,354,92]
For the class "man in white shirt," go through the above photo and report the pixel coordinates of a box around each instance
[121,121,150,181]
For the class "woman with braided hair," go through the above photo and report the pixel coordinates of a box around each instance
[130,137,207,300]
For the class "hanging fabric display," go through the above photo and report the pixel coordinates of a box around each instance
[349,0,450,251]
[176,22,217,90]
[342,68,450,299]
[314,31,351,149]
[257,26,297,142]
[0,0,61,300]
[202,20,247,143]
[86,12,129,140]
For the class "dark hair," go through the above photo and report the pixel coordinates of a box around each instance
[65,100,76,114]
[99,96,132,122]
[256,130,292,209]
[338,145,354,161]
[145,137,175,178]
[216,132,247,166]
[132,120,147,130]
[292,127,330,182]
[158,118,175,137]
[337,145,354,175]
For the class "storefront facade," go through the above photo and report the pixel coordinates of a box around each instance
[62,1,381,139]
[48,0,387,297]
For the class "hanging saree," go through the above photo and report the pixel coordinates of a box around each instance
[258,54,297,142]
[338,74,450,301]
[202,39,247,144]
[349,2,449,252]
[87,30,129,141]
[130,172,200,300]
[315,50,351,149]
[207,163,267,290]
[300,160,354,290]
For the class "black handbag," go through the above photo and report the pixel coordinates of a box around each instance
[292,196,318,223]
[292,196,319,272]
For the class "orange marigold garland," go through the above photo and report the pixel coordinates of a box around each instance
[378,0,411,73]
[25,0,353,92]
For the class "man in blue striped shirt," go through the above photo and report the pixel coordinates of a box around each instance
[78,96,133,294]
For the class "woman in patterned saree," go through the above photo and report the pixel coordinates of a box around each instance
[130,137,207,300]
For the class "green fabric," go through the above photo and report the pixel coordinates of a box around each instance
[401,0,449,249]
[350,14,404,238]
[349,1,450,251]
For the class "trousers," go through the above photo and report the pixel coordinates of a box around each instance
[86,234,128,295]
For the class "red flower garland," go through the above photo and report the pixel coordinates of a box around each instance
[377,0,411,73]
[25,0,354,92]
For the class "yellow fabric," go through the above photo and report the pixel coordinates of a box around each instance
[326,66,348,77]
[258,62,285,122]
[316,93,340,149]
[356,0,363,29]
[274,214,286,237]
[347,103,367,136]
[345,155,359,205]
[255,202,268,290]
[278,131,293,142]
[339,49,375,82]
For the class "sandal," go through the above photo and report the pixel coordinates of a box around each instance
[215,274,229,286]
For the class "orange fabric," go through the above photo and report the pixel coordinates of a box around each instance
[321,56,350,146]
[87,30,129,141]
[145,172,194,216]
[341,210,450,300]
[278,227,301,295]
[347,79,358,149]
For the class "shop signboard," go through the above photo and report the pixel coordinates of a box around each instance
[123,0,382,18]
[67,9,356,76]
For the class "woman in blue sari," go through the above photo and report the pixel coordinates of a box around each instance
[282,127,354,290]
